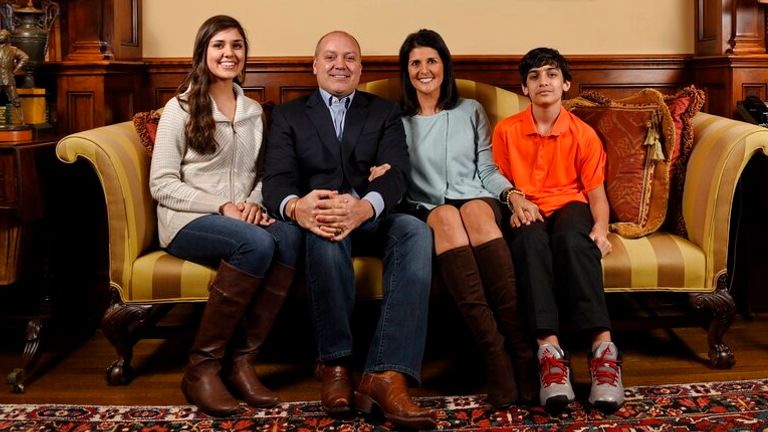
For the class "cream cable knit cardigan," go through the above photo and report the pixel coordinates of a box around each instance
[149,84,264,247]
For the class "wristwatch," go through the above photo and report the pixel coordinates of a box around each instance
[500,188,512,203]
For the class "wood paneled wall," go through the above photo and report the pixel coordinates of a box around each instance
[141,54,692,116]
[56,52,768,136]
[46,0,768,134]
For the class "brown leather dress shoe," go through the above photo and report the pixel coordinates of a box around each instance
[315,362,353,414]
[354,371,438,430]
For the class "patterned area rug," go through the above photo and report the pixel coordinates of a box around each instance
[1,378,767,431]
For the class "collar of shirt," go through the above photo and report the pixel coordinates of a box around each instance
[522,105,570,137]
[319,87,354,110]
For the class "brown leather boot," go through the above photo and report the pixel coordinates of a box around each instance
[225,262,295,408]
[474,238,539,405]
[181,261,260,417]
[437,246,519,408]
[355,371,438,430]
[315,361,353,414]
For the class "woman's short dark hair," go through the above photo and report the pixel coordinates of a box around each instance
[398,29,459,117]
[518,47,572,84]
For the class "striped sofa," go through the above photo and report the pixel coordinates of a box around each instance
[56,79,767,384]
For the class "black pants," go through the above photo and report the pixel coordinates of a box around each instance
[505,201,611,335]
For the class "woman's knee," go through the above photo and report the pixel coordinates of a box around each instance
[459,200,501,241]
[427,206,464,236]
[235,227,277,264]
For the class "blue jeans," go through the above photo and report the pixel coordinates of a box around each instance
[167,215,302,277]
[305,213,433,383]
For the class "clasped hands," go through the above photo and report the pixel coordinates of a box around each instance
[219,201,274,226]
[290,163,391,242]
[507,193,544,228]
[291,190,373,241]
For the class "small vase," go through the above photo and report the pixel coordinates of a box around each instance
[2,1,59,88]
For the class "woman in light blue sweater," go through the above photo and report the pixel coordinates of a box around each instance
[149,15,301,417]
[397,29,537,408]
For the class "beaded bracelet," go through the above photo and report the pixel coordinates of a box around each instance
[504,187,525,212]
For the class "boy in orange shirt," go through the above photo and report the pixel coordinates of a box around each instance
[492,47,624,414]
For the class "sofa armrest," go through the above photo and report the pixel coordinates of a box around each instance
[55,121,156,298]
[684,112,768,289]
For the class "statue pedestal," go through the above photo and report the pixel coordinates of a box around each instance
[18,88,47,125]
[0,126,33,142]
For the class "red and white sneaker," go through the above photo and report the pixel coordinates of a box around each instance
[537,343,575,413]
[588,341,625,413]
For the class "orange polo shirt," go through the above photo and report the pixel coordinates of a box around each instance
[492,105,606,217]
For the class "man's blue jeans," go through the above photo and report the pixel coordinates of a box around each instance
[305,213,432,383]
[167,215,302,277]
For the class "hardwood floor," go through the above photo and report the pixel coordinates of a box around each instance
[0,300,767,405]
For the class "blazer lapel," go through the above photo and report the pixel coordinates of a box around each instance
[341,92,368,161]
[306,91,339,155]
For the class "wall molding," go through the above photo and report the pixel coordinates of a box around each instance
[53,53,768,134]
[142,54,692,110]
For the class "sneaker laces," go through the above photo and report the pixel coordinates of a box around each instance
[539,350,570,388]
[589,348,622,387]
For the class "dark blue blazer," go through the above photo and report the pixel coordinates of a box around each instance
[263,89,410,218]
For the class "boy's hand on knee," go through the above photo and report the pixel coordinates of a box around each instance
[589,227,612,257]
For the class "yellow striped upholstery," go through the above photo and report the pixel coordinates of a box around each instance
[358,78,768,296]
[56,121,213,304]
[131,251,214,302]
[54,80,768,305]
[358,78,530,130]
[683,113,768,289]
[454,79,530,128]
[603,232,705,292]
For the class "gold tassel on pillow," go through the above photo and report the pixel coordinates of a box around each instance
[644,111,665,161]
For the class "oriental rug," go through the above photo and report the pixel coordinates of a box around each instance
[1,378,767,431]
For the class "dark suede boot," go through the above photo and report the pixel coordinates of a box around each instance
[437,246,518,408]
[225,262,295,408]
[474,238,539,405]
[181,260,261,417]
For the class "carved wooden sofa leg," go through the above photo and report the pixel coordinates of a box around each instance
[101,287,174,385]
[689,274,736,369]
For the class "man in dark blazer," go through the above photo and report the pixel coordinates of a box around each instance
[263,31,436,430]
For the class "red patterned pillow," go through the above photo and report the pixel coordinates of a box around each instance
[663,86,705,237]
[565,89,675,238]
[132,110,161,155]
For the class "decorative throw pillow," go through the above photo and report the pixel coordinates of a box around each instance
[132,110,162,155]
[564,89,675,238]
[662,86,706,237]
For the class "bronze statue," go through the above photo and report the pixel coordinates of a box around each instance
[0,28,28,124]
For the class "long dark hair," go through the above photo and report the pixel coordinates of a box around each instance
[175,15,249,154]
[398,29,458,117]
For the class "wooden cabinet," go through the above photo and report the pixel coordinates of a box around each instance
[696,0,766,56]
[693,0,768,117]
[51,0,145,135]
[1,139,56,391]
[61,0,142,61]
[1,138,105,392]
